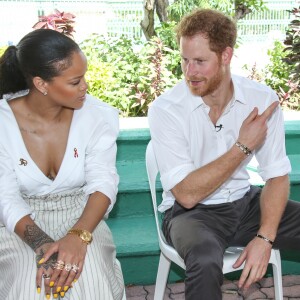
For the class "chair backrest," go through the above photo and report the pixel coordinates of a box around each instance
[145,141,163,242]
[146,140,186,268]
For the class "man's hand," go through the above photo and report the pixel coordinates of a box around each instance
[233,237,272,290]
[238,101,278,151]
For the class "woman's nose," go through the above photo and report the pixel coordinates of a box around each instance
[80,79,89,91]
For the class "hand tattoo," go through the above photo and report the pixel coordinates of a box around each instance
[36,248,58,270]
[23,224,54,251]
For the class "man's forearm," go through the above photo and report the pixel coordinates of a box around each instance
[171,144,248,208]
[259,175,289,241]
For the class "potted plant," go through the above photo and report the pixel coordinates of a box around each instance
[33,9,76,38]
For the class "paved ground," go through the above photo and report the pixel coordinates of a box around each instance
[125,275,300,299]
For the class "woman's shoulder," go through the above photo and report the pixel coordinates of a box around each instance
[80,94,119,134]
[84,94,119,115]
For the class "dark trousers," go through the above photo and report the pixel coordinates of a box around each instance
[162,186,300,300]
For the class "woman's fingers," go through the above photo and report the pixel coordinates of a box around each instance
[65,262,82,290]
[36,267,43,295]
[36,265,55,298]
[50,260,82,297]
[50,259,66,293]
[55,262,82,296]
[43,274,52,299]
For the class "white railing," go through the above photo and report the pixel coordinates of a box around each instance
[0,0,297,46]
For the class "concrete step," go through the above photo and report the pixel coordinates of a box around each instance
[107,215,184,285]
[288,154,300,184]
[117,129,150,162]
[117,160,149,194]
[112,159,162,218]
[285,120,300,156]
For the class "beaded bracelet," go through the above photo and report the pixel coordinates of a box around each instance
[256,233,274,246]
[235,141,252,156]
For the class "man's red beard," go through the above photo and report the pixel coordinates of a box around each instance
[186,64,223,97]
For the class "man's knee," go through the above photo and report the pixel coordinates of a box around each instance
[172,227,224,270]
[185,237,223,269]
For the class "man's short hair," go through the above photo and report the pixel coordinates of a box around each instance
[176,9,237,55]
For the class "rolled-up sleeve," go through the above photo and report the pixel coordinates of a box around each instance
[256,102,291,181]
[148,105,195,192]
[0,144,33,233]
[84,117,119,216]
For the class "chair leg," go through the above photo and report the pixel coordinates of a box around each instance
[154,252,172,300]
[271,250,283,300]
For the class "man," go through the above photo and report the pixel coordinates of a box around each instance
[148,9,300,300]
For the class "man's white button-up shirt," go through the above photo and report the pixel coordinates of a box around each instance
[148,75,291,212]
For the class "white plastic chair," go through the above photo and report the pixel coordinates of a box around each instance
[145,141,283,300]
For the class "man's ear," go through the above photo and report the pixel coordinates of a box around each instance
[222,47,233,65]
[32,77,48,95]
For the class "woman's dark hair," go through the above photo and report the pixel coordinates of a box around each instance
[0,29,80,98]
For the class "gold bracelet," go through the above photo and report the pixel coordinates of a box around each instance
[256,233,274,246]
[235,141,252,156]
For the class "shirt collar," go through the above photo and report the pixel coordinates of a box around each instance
[183,81,207,112]
[231,74,247,105]
[185,74,247,112]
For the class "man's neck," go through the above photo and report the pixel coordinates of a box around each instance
[203,77,234,124]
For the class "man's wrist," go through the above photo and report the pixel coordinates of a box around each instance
[255,233,274,246]
[235,141,252,156]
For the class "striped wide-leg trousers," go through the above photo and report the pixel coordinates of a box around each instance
[0,188,124,300]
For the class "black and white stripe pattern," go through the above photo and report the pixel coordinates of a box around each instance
[0,189,124,300]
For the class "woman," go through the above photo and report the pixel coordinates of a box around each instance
[0,29,124,299]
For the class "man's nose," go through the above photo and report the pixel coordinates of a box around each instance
[185,61,197,77]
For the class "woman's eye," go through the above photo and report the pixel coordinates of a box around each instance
[71,81,80,86]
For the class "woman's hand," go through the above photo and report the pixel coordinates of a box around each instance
[38,234,88,297]
[35,242,57,299]
[15,220,57,299]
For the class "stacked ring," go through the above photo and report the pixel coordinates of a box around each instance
[71,264,80,274]
[54,260,65,270]
[64,263,72,272]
